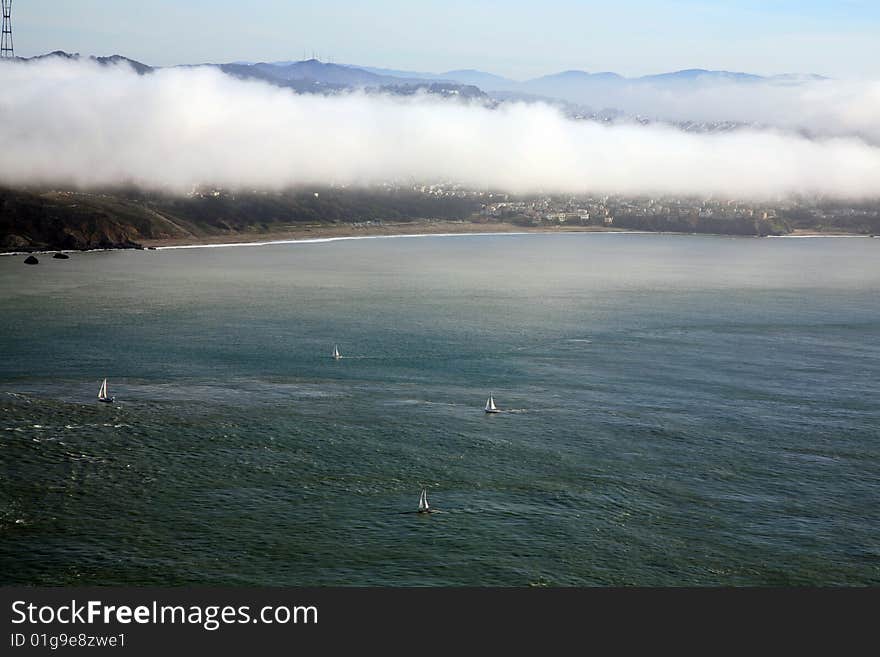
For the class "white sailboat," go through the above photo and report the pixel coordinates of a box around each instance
[97,378,115,403]
[332,344,341,360]
[484,393,499,414]
[418,487,431,513]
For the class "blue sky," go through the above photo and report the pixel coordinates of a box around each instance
[13,0,880,78]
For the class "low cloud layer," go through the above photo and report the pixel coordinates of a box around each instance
[525,76,880,146]
[1,58,879,199]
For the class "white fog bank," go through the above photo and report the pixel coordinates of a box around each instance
[1,58,879,200]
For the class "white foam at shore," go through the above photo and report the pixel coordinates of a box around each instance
[152,230,878,250]
[766,234,873,238]
[2,230,874,256]
[154,230,643,250]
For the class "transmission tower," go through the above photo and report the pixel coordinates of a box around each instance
[1,0,12,59]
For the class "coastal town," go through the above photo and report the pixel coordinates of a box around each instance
[189,181,878,231]
[362,183,879,234]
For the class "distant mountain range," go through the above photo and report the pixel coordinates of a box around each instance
[17,51,488,100]
[23,50,154,75]
[12,51,832,130]
[17,51,827,101]
[357,64,830,107]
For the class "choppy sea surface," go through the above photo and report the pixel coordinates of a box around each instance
[1,233,878,585]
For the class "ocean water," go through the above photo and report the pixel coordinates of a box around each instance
[1,233,879,586]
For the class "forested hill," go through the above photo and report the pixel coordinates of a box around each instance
[0,187,482,252]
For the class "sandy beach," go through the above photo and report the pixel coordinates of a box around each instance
[3,220,871,257]
[140,220,627,249]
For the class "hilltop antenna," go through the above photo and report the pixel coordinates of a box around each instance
[1,0,13,58]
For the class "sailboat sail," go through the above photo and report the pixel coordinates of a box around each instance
[485,395,497,411]
[418,488,429,512]
[98,378,107,399]
[332,344,341,359]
